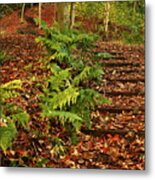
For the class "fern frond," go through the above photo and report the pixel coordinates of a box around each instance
[0,79,30,152]
[42,110,83,131]
[73,66,91,86]
[0,79,22,90]
[0,126,17,151]
[11,112,30,129]
[52,33,73,45]
[79,88,111,105]
[43,86,79,110]
[71,103,92,129]
[70,88,111,129]
[0,80,22,101]
[47,68,72,91]
[89,65,104,80]
[0,89,19,101]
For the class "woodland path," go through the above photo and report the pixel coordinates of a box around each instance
[0,35,145,169]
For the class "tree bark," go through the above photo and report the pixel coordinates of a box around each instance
[69,2,75,29]
[103,2,110,33]
[38,3,42,29]
[56,3,69,30]
[21,3,25,23]
[133,1,137,14]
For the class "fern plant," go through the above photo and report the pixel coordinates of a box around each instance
[40,64,110,144]
[0,80,29,151]
[35,20,98,69]
[36,23,110,146]
[40,65,82,132]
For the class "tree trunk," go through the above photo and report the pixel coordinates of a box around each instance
[56,3,69,30]
[133,1,137,14]
[38,3,42,29]
[103,2,110,33]
[69,2,75,29]
[21,3,25,23]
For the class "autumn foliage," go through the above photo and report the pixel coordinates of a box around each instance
[0,2,144,169]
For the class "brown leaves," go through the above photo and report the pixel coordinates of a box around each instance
[0,32,144,169]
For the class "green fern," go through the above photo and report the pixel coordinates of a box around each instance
[72,65,104,85]
[35,23,98,69]
[37,25,110,147]
[0,79,29,151]
[70,88,111,129]
[89,64,104,80]
[47,67,71,91]
[74,33,98,50]
[42,110,82,131]
[0,79,22,89]
[42,86,79,110]
[79,88,111,105]
[11,111,29,129]
[41,66,109,132]
[0,125,17,151]
[73,66,91,86]
[0,79,22,101]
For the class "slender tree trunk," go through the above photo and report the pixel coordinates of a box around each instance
[64,4,70,28]
[56,3,69,30]
[21,3,25,23]
[56,3,65,30]
[38,3,42,29]
[103,2,110,33]
[69,2,75,29]
[133,1,137,14]
[132,1,137,20]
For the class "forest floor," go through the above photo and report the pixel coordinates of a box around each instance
[0,4,56,35]
[0,5,145,169]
